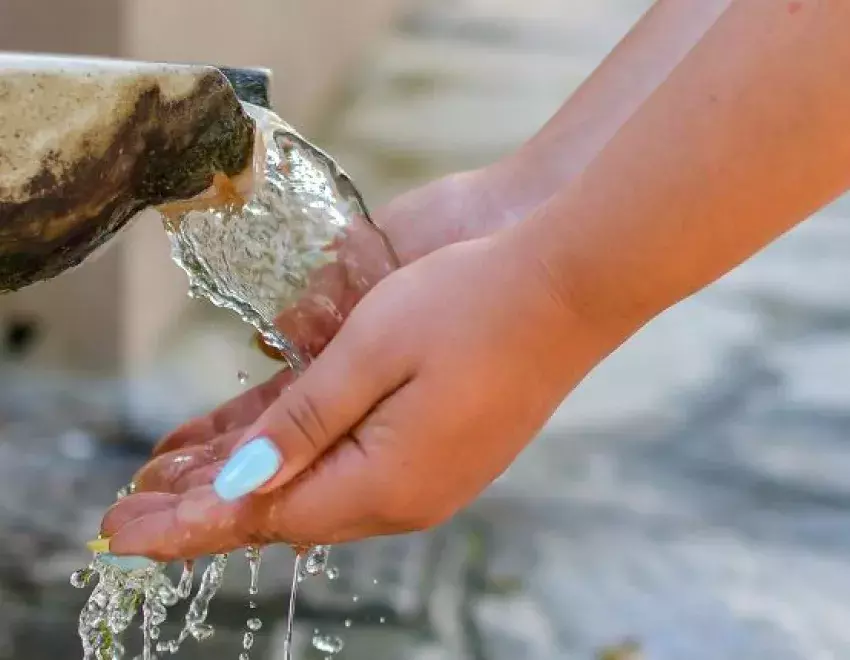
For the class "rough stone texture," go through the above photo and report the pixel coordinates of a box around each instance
[5,0,850,659]
[0,55,256,292]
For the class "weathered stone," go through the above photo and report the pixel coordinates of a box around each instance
[0,55,259,292]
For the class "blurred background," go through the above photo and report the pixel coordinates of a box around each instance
[2,0,850,658]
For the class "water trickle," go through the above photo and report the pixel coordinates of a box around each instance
[240,547,262,659]
[281,554,303,660]
[303,545,330,576]
[176,561,194,599]
[246,547,261,596]
[70,568,94,589]
[170,554,229,649]
[77,552,164,659]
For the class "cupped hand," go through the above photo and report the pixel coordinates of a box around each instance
[153,167,516,457]
[101,229,608,560]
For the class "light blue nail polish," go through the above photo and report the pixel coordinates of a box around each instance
[99,554,155,572]
[214,436,281,501]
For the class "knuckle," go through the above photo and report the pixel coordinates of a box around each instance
[281,392,329,454]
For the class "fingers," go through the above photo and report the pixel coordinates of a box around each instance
[263,219,398,359]
[107,439,388,559]
[105,382,444,560]
[152,368,297,456]
[270,262,350,358]
[101,492,179,536]
[133,444,217,493]
[135,429,242,494]
[109,486,263,560]
[215,306,412,501]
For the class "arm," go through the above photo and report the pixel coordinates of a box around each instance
[103,0,850,558]
[489,0,734,218]
[385,0,734,261]
[509,0,850,334]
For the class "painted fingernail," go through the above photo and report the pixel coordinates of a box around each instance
[214,437,281,501]
[99,554,155,572]
[86,537,111,553]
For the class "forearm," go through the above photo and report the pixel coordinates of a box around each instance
[485,0,732,220]
[382,0,732,263]
[509,0,850,335]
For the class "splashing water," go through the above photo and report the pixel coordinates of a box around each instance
[157,100,379,375]
[311,633,344,656]
[70,99,385,658]
[303,545,330,577]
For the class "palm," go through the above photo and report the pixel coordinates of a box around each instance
[151,170,503,459]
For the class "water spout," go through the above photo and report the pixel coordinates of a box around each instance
[0,53,271,292]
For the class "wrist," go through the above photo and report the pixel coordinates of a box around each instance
[491,196,653,363]
[481,227,626,400]
[374,166,519,266]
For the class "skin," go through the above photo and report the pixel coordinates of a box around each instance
[103,0,850,560]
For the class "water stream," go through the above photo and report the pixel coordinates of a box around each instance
[71,99,380,659]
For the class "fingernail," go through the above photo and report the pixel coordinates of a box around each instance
[99,554,155,572]
[86,537,111,553]
[214,436,281,501]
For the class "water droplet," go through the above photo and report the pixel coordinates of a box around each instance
[238,370,250,385]
[247,618,262,632]
[243,632,255,649]
[344,619,352,628]
[190,623,214,641]
[379,616,386,624]
[312,634,344,655]
[303,545,330,576]
[352,594,360,603]
[246,547,262,596]
[177,561,195,599]
[373,578,379,585]
[325,566,340,580]
[158,584,179,607]
[70,568,93,589]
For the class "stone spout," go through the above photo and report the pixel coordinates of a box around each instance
[0,53,271,292]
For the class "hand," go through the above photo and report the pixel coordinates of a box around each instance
[153,166,521,457]
[100,231,609,560]
[252,167,519,363]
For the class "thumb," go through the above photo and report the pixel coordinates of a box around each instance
[212,315,409,502]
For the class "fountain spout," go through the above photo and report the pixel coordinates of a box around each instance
[0,53,271,292]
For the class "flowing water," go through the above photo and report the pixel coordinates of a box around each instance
[71,99,380,659]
